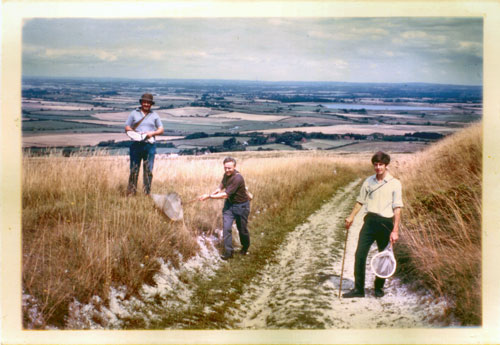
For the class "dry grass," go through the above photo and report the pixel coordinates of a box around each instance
[22,149,364,328]
[391,122,482,325]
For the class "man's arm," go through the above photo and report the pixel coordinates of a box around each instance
[390,207,401,244]
[198,189,227,201]
[146,116,165,138]
[345,202,363,229]
[145,127,164,138]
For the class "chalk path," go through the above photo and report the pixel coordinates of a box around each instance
[226,179,449,329]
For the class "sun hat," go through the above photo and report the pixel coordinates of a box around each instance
[139,93,155,105]
[371,244,397,278]
[151,193,183,221]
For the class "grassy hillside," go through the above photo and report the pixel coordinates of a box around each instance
[393,123,482,325]
[22,150,367,328]
[22,122,482,328]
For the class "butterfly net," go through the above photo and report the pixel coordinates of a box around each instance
[370,244,396,278]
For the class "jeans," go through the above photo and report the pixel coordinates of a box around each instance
[222,200,250,255]
[354,213,393,292]
[127,141,156,195]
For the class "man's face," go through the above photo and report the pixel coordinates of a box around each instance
[141,100,152,113]
[224,162,236,176]
[373,162,387,176]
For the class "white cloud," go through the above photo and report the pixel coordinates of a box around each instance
[392,37,404,45]
[182,50,209,58]
[397,31,447,45]
[41,47,118,62]
[401,30,428,39]
[95,51,118,62]
[307,30,337,40]
[456,41,482,57]
[331,59,349,69]
[351,27,389,37]
[308,26,388,42]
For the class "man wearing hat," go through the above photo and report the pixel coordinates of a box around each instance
[124,93,164,195]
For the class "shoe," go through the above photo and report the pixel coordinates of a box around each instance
[220,253,233,261]
[374,288,385,298]
[342,289,365,298]
[239,248,249,255]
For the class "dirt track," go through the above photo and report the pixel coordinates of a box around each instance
[226,180,451,329]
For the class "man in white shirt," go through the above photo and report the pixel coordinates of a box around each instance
[343,151,403,298]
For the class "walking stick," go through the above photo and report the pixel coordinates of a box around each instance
[339,224,350,299]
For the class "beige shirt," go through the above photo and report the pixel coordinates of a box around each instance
[356,172,403,218]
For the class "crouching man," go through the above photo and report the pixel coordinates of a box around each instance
[343,151,403,298]
[199,157,251,260]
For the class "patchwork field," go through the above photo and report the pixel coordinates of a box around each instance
[245,143,297,151]
[21,78,482,152]
[23,100,108,112]
[333,140,429,153]
[248,124,458,136]
[301,139,355,150]
[22,133,181,147]
[209,112,290,122]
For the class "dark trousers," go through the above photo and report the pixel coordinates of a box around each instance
[128,141,156,195]
[222,200,250,255]
[354,213,393,292]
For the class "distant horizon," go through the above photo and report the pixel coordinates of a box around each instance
[22,75,482,88]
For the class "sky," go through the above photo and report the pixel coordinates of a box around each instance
[22,17,483,85]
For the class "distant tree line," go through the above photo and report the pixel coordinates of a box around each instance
[23,130,445,157]
[96,140,175,148]
[260,94,332,103]
[176,130,446,155]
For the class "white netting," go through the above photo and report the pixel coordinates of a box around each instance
[370,244,396,278]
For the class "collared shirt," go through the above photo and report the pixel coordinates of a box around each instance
[220,170,249,204]
[125,108,163,133]
[356,172,403,218]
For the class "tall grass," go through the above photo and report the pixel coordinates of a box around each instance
[392,123,482,325]
[22,150,365,328]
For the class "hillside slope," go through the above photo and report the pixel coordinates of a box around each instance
[393,123,482,325]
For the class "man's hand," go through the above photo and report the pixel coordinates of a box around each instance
[345,202,362,230]
[390,231,399,244]
[198,194,210,201]
[345,216,354,230]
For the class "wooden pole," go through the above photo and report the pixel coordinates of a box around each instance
[339,226,349,299]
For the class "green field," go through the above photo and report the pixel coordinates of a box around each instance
[245,143,297,151]
[22,119,112,132]
[172,136,251,147]
[301,139,356,150]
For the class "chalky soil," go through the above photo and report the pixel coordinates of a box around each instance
[226,180,451,329]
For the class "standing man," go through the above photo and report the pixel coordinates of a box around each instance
[199,157,251,260]
[125,93,164,196]
[343,151,403,298]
